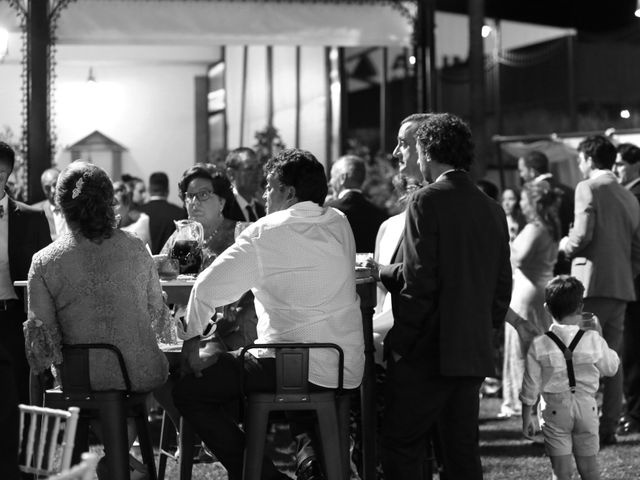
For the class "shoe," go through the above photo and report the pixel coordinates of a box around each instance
[600,433,618,447]
[296,457,326,480]
[617,417,640,435]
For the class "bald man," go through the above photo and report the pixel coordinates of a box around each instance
[32,168,67,240]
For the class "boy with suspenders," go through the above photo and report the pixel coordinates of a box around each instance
[520,276,619,480]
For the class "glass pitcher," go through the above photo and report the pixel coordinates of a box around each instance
[170,219,204,274]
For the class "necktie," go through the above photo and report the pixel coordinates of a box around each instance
[245,205,257,222]
[0,205,4,218]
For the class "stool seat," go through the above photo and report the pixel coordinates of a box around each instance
[44,343,157,480]
[241,343,351,480]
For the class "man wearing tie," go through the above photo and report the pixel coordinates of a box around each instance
[223,147,266,222]
[0,142,51,405]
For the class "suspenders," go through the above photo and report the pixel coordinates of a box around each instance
[545,329,586,393]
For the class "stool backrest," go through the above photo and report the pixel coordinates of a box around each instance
[241,342,344,402]
[19,404,80,475]
[61,343,132,392]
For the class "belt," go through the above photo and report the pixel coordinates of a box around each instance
[0,299,21,311]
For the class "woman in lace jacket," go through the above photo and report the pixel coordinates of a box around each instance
[24,162,169,393]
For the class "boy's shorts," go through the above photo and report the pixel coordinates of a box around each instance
[539,391,599,457]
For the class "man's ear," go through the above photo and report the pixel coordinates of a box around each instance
[543,302,550,315]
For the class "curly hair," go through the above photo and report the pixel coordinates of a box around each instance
[522,180,561,241]
[56,162,116,242]
[177,163,233,205]
[265,148,328,206]
[415,113,474,171]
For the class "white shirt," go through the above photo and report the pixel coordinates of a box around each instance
[0,195,17,299]
[520,323,619,406]
[337,188,362,200]
[181,201,365,389]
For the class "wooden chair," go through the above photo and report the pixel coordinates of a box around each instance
[49,451,100,480]
[18,404,80,476]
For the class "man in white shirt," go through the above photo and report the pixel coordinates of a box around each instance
[223,147,266,222]
[173,148,364,480]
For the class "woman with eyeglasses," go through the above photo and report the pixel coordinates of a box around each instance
[155,164,258,447]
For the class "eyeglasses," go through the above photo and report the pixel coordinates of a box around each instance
[184,189,215,202]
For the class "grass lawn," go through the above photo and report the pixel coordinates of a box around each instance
[135,396,640,479]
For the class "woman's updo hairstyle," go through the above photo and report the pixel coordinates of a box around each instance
[522,180,561,241]
[112,181,133,209]
[56,162,117,242]
[177,163,233,205]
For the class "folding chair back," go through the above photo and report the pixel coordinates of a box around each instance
[19,404,80,476]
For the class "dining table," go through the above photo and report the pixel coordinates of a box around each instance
[14,268,379,480]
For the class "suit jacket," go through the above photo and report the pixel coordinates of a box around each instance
[138,199,187,254]
[385,170,512,377]
[564,171,640,301]
[31,199,56,240]
[326,191,388,253]
[223,195,266,222]
[7,197,51,302]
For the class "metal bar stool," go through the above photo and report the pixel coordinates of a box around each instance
[241,343,351,480]
[157,413,202,480]
[44,344,157,480]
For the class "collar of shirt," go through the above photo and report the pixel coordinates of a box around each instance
[535,173,553,182]
[434,168,461,183]
[589,169,614,180]
[147,195,166,201]
[625,177,640,191]
[233,187,258,209]
[337,188,362,200]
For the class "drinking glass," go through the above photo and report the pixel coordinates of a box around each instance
[580,311,600,332]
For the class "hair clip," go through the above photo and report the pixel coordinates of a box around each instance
[72,177,84,199]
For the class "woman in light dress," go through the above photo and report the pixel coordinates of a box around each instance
[500,181,560,418]
[25,162,170,478]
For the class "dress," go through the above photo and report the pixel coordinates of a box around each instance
[25,229,169,392]
[502,221,558,416]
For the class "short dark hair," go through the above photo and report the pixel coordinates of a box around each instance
[578,135,617,170]
[177,163,233,204]
[415,113,474,170]
[617,143,640,165]
[56,162,116,242]
[545,275,585,321]
[148,172,169,195]
[521,150,549,174]
[225,147,257,170]
[265,148,328,206]
[0,141,15,172]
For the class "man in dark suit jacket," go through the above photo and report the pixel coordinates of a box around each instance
[518,150,574,274]
[325,155,387,253]
[613,143,640,436]
[380,114,512,479]
[223,148,266,222]
[0,142,51,405]
[138,172,186,254]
